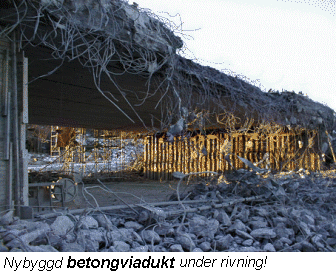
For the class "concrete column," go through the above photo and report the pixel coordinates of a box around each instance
[0,34,28,214]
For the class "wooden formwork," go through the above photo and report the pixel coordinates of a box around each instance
[143,130,321,180]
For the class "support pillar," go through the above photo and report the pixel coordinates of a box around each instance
[0,33,28,214]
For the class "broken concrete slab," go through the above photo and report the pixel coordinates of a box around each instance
[112,241,130,252]
[6,223,50,250]
[250,228,276,239]
[108,228,134,243]
[263,243,276,252]
[50,216,74,236]
[189,216,219,239]
[242,239,253,247]
[301,241,317,252]
[215,210,231,226]
[154,223,174,236]
[0,211,14,226]
[175,233,196,251]
[235,230,254,240]
[199,241,211,252]
[142,230,161,245]
[95,214,114,230]
[170,244,184,252]
[60,242,85,252]
[124,221,143,231]
[227,219,247,233]
[214,234,234,251]
[76,215,98,229]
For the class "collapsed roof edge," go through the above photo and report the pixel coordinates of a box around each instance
[1,0,335,133]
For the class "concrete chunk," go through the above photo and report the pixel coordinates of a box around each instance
[263,243,276,252]
[176,233,196,251]
[124,221,143,231]
[250,228,276,239]
[170,244,184,252]
[142,230,161,244]
[113,241,130,252]
[76,215,98,229]
[51,216,74,236]
[214,234,234,251]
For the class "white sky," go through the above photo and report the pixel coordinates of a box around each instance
[134,0,336,112]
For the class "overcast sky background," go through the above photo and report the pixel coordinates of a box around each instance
[134,0,336,112]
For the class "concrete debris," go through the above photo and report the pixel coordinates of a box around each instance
[235,230,253,240]
[236,208,250,223]
[170,244,184,252]
[199,241,211,252]
[248,218,268,230]
[189,216,219,239]
[108,228,133,243]
[76,215,98,229]
[50,216,74,236]
[301,241,317,252]
[279,237,292,245]
[28,244,58,252]
[242,239,253,246]
[60,242,85,252]
[10,248,23,252]
[154,223,174,236]
[1,170,336,252]
[167,118,185,138]
[299,222,312,236]
[95,214,114,230]
[112,241,130,252]
[77,229,103,252]
[237,156,266,173]
[175,233,196,251]
[124,221,143,231]
[131,245,149,252]
[78,229,105,244]
[227,219,247,233]
[154,245,167,252]
[142,230,161,244]
[6,223,50,249]
[138,210,150,223]
[214,234,234,251]
[311,234,324,250]
[2,229,26,243]
[263,243,276,252]
[0,241,9,252]
[215,210,231,226]
[0,211,14,226]
[250,228,277,239]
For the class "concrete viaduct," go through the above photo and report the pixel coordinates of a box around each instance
[1,0,335,215]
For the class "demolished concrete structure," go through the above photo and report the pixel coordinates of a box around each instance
[0,0,334,131]
[1,169,336,252]
[0,0,336,214]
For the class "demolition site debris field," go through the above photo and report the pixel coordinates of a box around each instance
[1,167,336,252]
[1,0,336,253]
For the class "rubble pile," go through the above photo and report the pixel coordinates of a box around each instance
[1,170,336,252]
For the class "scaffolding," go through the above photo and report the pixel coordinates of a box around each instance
[50,126,60,157]
[44,124,323,181]
[143,129,321,180]
[47,127,143,179]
